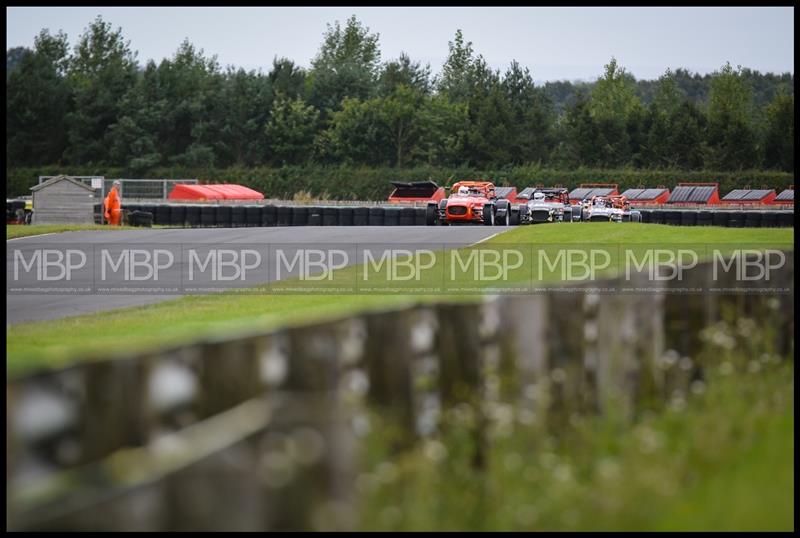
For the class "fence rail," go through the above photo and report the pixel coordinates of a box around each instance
[6,252,794,531]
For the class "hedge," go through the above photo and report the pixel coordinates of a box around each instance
[7,165,794,200]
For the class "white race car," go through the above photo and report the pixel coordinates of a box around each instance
[581,195,641,222]
[512,188,574,224]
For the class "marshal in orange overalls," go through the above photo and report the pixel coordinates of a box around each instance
[104,185,122,225]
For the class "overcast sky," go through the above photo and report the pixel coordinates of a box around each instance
[6,6,794,82]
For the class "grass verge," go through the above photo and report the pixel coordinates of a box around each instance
[7,224,793,376]
[7,224,139,240]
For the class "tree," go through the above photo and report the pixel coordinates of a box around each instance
[437,29,476,103]
[763,91,794,172]
[6,46,32,80]
[6,30,72,165]
[306,15,381,114]
[65,16,138,164]
[323,96,388,165]
[264,94,319,165]
[268,57,306,100]
[501,60,554,164]
[415,95,469,166]
[214,67,273,166]
[705,62,759,170]
[589,57,642,166]
[379,53,432,96]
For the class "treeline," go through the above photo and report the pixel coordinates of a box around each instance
[7,165,793,200]
[6,15,795,176]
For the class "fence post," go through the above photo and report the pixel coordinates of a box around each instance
[362,308,417,448]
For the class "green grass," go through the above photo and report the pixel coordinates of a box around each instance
[6,224,793,376]
[7,224,139,240]
[354,333,794,531]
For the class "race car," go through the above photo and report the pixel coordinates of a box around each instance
[580,194,641,222]
[511,188,574,225]
[426,181,511,226]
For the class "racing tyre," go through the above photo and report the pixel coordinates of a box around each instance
[322,206,339,226]
[509,207,520,226]
[276,206,292,226]
[291,206,309,226]
[483,204,496,226]
[425,204,438,226]
[495,200,510,226]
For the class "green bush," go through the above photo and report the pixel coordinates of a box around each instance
[7,165,794,200]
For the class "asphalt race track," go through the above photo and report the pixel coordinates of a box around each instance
[6,226,506,325]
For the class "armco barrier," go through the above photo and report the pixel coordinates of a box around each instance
[5,253,793,531]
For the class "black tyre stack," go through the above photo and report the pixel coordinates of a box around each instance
[414,207,427,226]
[665,210,682,226]
[696,211,713,226]
[712,211,730,227]
[744,211,762,228]
[215,205,232,228]
[339,207,354,226]
[200,205,216,227]
[727,211,745,228]
[322,206,339,226]
[777,211,793,228]
[262,205,277,227]
[368,207,385,226]
[307,207,323,225]
[353,207,369,226]
[185,205,201,228]
[680,210,697,226]
[383,207,400,226]
[244,205,261,227]
[170,205,187,226]
[651,209,665,224]
[399,207,416,226]
[276,206,292,226]
[760,211,777,228]
[231,206,247,227]
[292,206,309,226]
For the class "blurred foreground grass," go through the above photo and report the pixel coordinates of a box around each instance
[355,318,794,531]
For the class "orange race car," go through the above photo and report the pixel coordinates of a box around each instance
[425,181,511,226]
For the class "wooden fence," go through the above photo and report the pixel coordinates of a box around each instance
[6,251,794,531]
